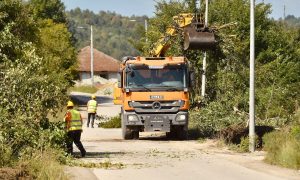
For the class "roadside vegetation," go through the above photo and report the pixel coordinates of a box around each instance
[98,114,121,128]
[263,110,300,169]
[0,0,76,178]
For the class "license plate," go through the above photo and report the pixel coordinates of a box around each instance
[150,95,164,99]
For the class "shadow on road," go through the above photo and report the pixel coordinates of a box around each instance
[70,94,113,106]
[139,137,195,141]
[73,151,126,159]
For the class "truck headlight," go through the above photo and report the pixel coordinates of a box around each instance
[128,115,139,122]
[176,114,186,122]
[128,101,134,107]
[179,100,185,107]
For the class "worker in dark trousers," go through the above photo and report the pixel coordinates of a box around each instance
[87,95,97,128]
[64,101,86,157]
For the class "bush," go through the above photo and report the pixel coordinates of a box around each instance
[263,127,300,169]
[98,114,121,128]
[0,144,13,167]
[19,149,68,180]
[189,102,246,139]
[231,135,260,153]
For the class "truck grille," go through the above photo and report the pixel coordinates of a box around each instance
[129,100,183,113]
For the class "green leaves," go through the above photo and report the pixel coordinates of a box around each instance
[148,0,299,131]
[0,0,76,166]
[28,0,67,23]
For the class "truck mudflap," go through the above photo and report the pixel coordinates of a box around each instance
[123,111,188,132]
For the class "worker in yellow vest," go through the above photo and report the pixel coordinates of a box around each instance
[87,95,98,128]
[64,101,86,157]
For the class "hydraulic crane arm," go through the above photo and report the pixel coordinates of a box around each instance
[149,13,215,57]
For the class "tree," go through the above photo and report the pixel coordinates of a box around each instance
[0,0,76,165]
[145,0,300,121]
[28,0,67,23]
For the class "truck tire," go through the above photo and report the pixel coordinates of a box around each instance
[132,130,139,140]
[122,126,132,139]
[166,131,176,139]
[177,129,188,140]
[169,126,187,140]
[121,113,133,140]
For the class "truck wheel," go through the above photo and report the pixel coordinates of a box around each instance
[132,131,139,140]
[170,126,187,140]
[166,131,176,139]
[121,115,133,140]
[122,126,132,139]
[177,129,188,140]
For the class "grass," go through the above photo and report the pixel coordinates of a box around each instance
[19,148,68,180]
[263,127,300,169]
[69,85,98,94]
[98,114,121,128]
[227,135,260,153]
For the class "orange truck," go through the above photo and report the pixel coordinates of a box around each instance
[114,13,215,140]
[114,56,194,139]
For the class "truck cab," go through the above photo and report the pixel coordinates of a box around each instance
[115,56,194,140]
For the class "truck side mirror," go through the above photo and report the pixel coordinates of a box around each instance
[189,70,195,87]
[118,70,123,88]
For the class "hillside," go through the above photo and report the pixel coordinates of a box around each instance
[284,15,300,27]
[66,8,147,60]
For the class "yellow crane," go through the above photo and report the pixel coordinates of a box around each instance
[149,13,216,57]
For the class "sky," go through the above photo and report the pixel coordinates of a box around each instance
[61,0,300,19]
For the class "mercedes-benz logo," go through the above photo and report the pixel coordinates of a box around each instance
[152,102,161,110]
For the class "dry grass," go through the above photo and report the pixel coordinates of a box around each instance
[19,149,69,180]
[67,160,125,169]
[263,128,300,169]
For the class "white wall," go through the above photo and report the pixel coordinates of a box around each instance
[81,72,90,80]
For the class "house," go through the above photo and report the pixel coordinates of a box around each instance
[77,46,120,84]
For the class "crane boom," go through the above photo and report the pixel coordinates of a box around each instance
[149,13,215,57]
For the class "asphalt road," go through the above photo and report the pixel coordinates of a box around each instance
[66,94,300,180]
[70,92,113,106]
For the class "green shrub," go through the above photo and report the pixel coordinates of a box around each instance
[263,129,300,169]
[0,144,13,167]
[19,149,68,180]
[69,85,98,94]
[189,102,246,138]
[233,135,260,153]
[99,115,121,128]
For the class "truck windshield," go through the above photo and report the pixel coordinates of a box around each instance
[126,64,187,91]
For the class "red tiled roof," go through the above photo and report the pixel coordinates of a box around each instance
[78,46,120,72]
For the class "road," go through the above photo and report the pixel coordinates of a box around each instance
[66,94,300,180]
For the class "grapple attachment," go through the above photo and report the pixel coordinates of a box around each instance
[183,26,216,50]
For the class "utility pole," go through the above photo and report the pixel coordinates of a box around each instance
[144,19,148,42]
[201,0,208,97]
[249,0,256,152]
[283,4,286,20]
[130,19,148,43]
[90,25,94,86]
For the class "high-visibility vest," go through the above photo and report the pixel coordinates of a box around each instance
[68,109,82,131]
[87,100,97,113]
